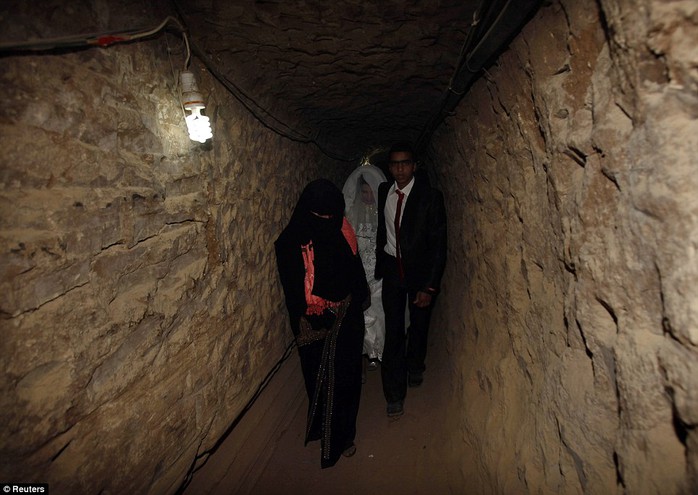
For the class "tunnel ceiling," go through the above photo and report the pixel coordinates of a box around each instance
[176,0,482,160]
[2,0,541,162]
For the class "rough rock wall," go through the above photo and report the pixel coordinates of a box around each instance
[428,0,698,493]
[0,9,348,495]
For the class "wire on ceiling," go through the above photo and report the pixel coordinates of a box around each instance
[416,0,542,152]
[0,16,186,53]
[0,13,360,163]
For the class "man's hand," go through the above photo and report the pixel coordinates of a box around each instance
[412,291,432,308]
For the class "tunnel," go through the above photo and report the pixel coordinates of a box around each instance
[1,0,697,493]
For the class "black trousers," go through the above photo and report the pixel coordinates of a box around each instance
[380,256,434,404]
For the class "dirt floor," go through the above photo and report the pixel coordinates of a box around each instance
[183,334,463,495]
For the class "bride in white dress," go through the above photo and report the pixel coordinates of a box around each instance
[342,164,387,369]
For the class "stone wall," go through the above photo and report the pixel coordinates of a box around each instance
[428,0,698,492]
[0,8,349,494]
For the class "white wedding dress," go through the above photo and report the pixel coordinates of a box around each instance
[342,164,387,361]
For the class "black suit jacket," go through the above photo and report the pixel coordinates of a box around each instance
[374,175,447,293]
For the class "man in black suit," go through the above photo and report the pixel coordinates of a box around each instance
[375,142,447,417]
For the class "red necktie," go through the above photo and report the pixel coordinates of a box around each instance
[394,189,405,280]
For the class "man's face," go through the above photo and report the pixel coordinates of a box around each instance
[388,151,416,189]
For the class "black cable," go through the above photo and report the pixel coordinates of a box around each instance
[0,16,186,53]
[171,0,362,162]
[174,339,297,495]
[189,41,361,162]
[0,10,361,162]
[417,0,542,152]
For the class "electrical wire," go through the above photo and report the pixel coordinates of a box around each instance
[188,44,312,142]
[185,40,360,162]
[463,0,513,73]
[168,0,360,161]
[0,16,186,53]
[181,32,191,70]
[174,340,298,495]
[0,13,359,162]
[417,3,486,150]
[417,0,521,151]
[165,32,190,127]
[447,8,482,95]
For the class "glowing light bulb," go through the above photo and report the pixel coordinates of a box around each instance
[180,70,212,143]
[185,107,213,143]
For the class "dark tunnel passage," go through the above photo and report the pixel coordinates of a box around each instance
[1,1,697,494]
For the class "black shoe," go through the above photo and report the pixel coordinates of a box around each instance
[387,400,404,417]
[408,372,423,388]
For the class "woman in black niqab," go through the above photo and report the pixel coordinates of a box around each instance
[275,179,369,468]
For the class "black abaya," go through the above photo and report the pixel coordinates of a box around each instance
[275,179,368,468]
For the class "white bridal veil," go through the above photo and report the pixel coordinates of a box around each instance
[342,164,387,361]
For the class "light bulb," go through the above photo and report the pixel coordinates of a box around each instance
[185,107,213,143]
[180,70,212,143]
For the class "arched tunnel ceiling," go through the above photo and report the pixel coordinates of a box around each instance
[176,0,482,160]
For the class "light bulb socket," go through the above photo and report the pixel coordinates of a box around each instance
[180,70,205,110]
[180,71,199,92]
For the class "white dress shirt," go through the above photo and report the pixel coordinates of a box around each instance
[384,177,415,257]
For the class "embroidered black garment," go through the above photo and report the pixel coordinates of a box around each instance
[275,179,369,468]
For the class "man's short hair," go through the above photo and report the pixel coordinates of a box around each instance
[389,141,415,157]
